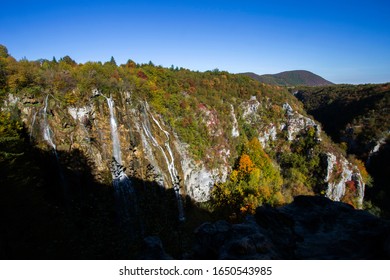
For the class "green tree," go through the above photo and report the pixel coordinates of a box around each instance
[0,44,9,58]
[0,57,7,94]
[109,56,117,66]
[59,55,77,67]
[0,111,22,139]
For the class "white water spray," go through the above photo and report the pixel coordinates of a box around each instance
[42,95,56,151]
[99,93,133,191]
[41,95,67,201]
[105,96,122,165]
[230,104,239,138]
[98,92,139,235]
[143,102,185,222]
[30,111,38,141]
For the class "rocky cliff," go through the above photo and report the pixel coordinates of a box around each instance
[3,89,364,210]
[3,85,365,210]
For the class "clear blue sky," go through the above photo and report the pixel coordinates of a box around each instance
[1,0,389,84]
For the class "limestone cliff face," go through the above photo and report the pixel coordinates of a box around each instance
[4,91,223,203]
[3,91,365,206]
[324,153,365,208]
[238,96,365,207]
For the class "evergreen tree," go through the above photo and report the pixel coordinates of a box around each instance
[0,44,9,58]
[109,56,117,66]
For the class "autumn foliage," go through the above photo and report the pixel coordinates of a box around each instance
[211,138,284,217]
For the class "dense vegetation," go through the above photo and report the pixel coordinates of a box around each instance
[294,84,389,155]
[212,137,284,217]
[294,84,390,217]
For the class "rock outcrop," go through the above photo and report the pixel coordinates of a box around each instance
[190,196,390,259]
[138,236,174,260]
[324,153,365,207]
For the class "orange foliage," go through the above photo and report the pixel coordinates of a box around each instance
[238,154,255,176]
[259,185,272,200]
[346,180,356,192]
[342,180,358,208]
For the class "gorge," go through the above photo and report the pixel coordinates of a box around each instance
[0,49,386,259]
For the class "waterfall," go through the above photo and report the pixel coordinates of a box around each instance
[30,111,38,141]
[41,95,67,201]
[100,94,133,191]
[138,122,165,187]
[99,92,139,235]
[143,102,185,222]
[106,96,122,165]
[367,133,388,166]
[230,104,239,138]
[42,95,56,151]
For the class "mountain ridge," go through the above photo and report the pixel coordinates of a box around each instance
[241,70,334,86]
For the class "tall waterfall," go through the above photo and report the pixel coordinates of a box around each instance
[30,111,37,141]
[42,95,56,151]
[143,102,185,222]
[101,94,134,193]
[106,96,122,165]
[41,95,67,200]
[100,93,139,235]
[101,94,129,184]
[230,104,240,138]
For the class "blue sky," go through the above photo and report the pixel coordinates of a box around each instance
[1,0,389,84]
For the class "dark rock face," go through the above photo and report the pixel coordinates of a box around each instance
[191,196,390,259]
[138,236,173,260]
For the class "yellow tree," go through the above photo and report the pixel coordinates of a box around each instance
[238,154,254,179]
[212,137,284,217]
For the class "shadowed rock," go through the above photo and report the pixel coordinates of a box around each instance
[191,196,390,259]
[138,236,173,260]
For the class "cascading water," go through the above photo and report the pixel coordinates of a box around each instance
[41,95,67,200]
[99,92,139,235]
[230,104,240,138]
[42,95,57,153]
[106,96,122,166]
[30,111,37,141]
[143,102,185,222]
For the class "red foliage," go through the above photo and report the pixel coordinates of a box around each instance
[197,103,207,110]
[346,180,356,193]
[137,70,148,80]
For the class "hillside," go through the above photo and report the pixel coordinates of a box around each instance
[294,83,390,217]
[0,44,372,259]
[242,70,334,86]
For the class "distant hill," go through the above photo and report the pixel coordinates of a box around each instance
[241,70,334,86]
